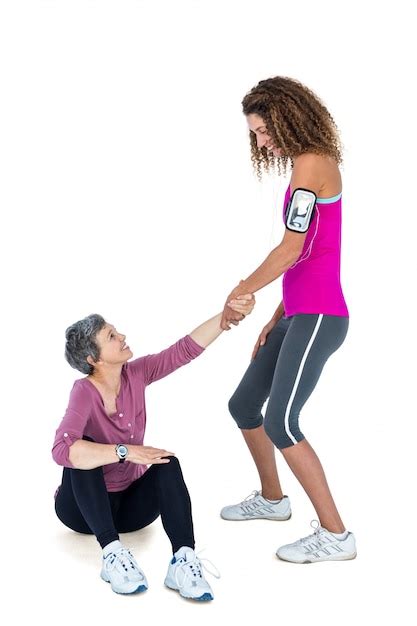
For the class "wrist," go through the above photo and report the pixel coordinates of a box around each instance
[115,443,129,463]
[228,280,247,301]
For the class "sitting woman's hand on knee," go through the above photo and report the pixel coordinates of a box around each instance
[127,444,176,465]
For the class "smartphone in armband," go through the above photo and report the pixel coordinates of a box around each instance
[285,188,317,233]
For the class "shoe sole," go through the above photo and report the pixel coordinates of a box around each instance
[276,551,357,564]
[164,581,213,601]
[220,511,292,522]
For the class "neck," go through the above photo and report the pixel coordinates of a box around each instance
[89,364,123,395]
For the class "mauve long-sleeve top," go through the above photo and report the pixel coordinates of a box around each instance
[52,334,205,493]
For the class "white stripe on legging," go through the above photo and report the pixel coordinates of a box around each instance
[284,314,324,444]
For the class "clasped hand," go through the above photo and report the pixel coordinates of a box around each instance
[221,283,256,331]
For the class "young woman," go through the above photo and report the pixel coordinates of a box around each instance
[219,76,356,564]
[52,294,254,601]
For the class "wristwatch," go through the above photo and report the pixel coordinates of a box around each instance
[115,444,128,463]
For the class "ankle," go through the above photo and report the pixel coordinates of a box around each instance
[321,523,346,534]
[261,490,284,501]
[103,539,123,557]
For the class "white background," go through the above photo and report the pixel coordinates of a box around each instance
[1,0,415,623]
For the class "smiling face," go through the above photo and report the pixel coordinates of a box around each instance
[246,112,284,157]
[89,323,133,369]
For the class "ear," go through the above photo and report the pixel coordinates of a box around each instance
[86,354,96,367]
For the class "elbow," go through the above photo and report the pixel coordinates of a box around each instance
[285,254,300,270]
[51,450,59,466]
[277,247,301,272]
[52,442,77,469]
[51,444,64,467]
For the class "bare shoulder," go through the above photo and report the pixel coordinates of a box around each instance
[291,153,341,197]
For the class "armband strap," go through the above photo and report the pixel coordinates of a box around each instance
[285,188,317,233]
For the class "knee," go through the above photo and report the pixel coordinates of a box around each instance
[152,455,185,484]
[228,394,263,430]
[166,454,180,465]
[228,392,239,415]
[264,407,303,450]
[158,455,182,471]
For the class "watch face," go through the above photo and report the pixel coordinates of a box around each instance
[118,445,128,457]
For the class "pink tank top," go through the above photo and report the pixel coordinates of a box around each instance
[282,184,349,317]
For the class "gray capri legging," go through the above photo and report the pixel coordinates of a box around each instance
[228,313,349,449]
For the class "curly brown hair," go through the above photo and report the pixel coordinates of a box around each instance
[242,76,343,179]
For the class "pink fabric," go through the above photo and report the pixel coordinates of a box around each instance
[52,335,205,492]
[282,184,349,317]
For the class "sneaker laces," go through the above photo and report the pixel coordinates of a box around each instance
[174,549,221,589]
[239,490,264,513]
[104,547,144,579]
[295,520,328,547]
[243,490,261,502]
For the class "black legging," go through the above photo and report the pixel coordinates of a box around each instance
[54,455,195,553]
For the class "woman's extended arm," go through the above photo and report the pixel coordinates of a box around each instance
[189,294,255,348]
[220,239,301,331]
[189,312,224,348]
[228,233,304,299]
[221,155,323,330]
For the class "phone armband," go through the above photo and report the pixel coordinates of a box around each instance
[285,188,317,233]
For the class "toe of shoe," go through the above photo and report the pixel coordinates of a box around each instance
[276,546,294,560]
[221,505,243,520]
[103,572,148,594]
[194,592,213,601]
[182,586,214,601]
[113,579,148,594]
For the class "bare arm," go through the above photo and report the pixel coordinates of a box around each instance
[221,154,323,330]
[68,440,175,470]
[228,236,303,299]
[189,312,224,349]
[219,236,303,333]
[189,294,255,348]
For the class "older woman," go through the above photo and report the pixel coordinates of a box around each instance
[52,294,254,601]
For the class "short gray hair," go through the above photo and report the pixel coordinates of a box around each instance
[65,314,106,375]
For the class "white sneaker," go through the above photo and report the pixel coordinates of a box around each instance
[100,546,148,594]
[220,490,291,521]
[276,520,357,564]
[164,547,220,601]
